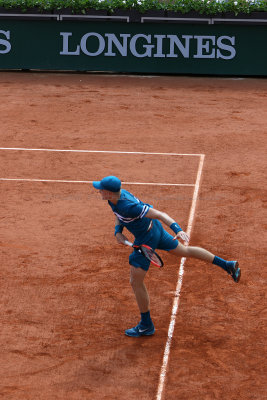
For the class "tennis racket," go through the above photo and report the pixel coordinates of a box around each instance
[124,240,164,268]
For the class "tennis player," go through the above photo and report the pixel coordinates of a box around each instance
[93,176,241,338]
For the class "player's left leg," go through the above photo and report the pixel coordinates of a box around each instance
[125,263,155,337]
[169,242,241,283]
[129,266,150,313]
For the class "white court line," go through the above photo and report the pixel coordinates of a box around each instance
[0,147,203,157]
[0,178,194,186]
[156,154,205,400]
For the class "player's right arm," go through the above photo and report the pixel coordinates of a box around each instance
[114,217,128,245]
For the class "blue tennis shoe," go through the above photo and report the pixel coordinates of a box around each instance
[125,322,155,337]
[226,261,241,283]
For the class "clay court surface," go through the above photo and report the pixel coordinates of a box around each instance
[0,72,266,400]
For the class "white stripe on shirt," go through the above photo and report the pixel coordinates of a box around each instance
[114,205,149,224]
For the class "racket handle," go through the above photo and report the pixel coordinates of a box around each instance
[124,240,133,247]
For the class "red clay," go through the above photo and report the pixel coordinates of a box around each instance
[0,72,266,400]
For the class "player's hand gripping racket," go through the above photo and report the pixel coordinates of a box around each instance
[124,240,164,268]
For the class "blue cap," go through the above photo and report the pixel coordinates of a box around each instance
[93,176,121,192]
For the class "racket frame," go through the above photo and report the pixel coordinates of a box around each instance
[124,241,164,268]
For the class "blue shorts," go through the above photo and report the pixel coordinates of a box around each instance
[129,220,178,271]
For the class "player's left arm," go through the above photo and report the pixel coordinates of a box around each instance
[146,208,189,243]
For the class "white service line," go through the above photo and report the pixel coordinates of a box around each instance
[0,147,203,157]
[0,178,194,186]
[156,154,205,400]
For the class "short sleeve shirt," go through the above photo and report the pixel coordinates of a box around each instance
[108,189,152,240]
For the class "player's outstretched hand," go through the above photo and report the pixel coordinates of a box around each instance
[116,233,129,245]
[174,231,189,244]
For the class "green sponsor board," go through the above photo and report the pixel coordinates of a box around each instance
[0,20,266,75]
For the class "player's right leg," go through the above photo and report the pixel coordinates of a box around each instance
[170,242,214,262]
[169,243,241,283]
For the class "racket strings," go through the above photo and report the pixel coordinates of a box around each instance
[140,246,163,267]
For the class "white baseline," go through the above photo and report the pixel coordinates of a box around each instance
[0,147,203,157]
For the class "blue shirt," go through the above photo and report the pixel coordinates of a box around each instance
[108,189,152,241]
